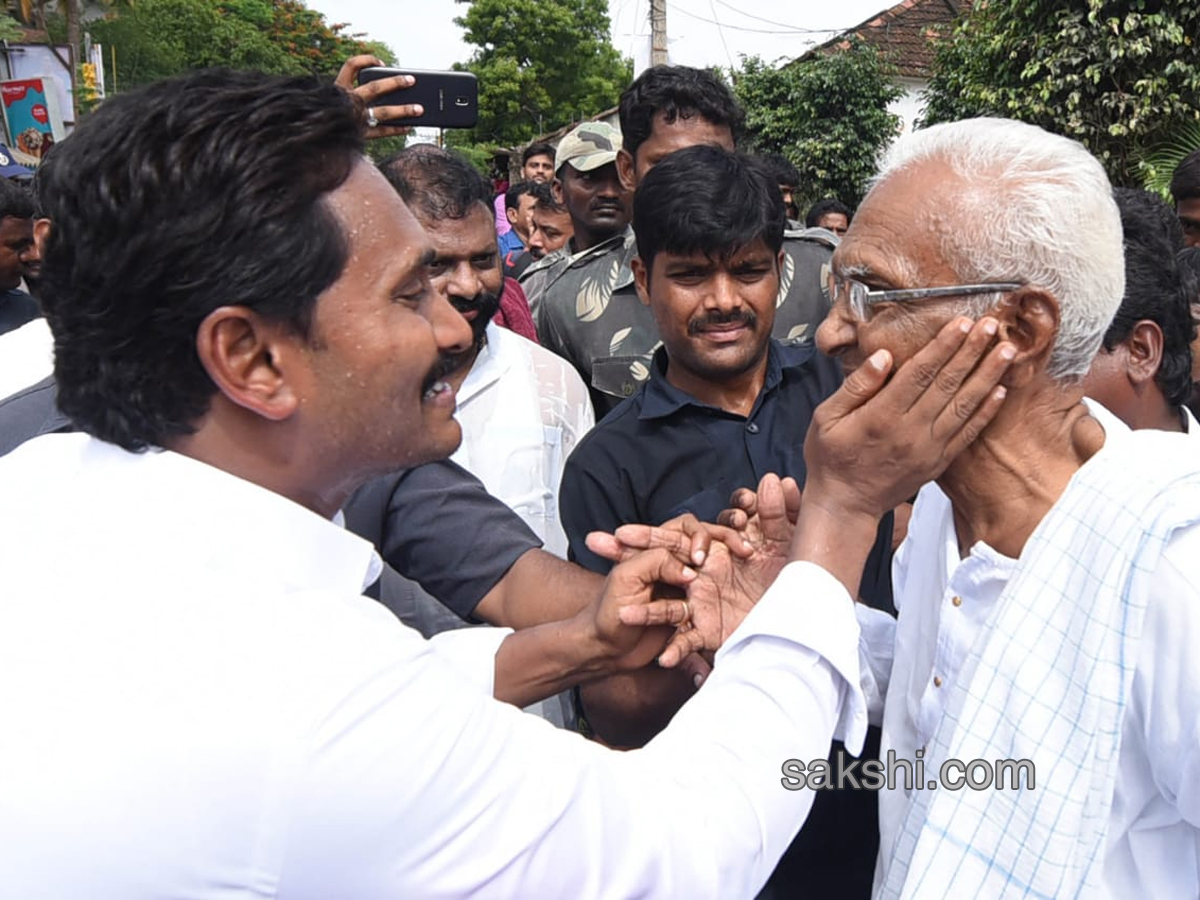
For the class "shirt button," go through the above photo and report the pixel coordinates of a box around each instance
[746,422,760,434]
[933,676,944,688]
[951,595,962,607]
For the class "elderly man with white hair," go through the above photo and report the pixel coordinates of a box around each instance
[664,117,1200,898]
[810,117,1200,898]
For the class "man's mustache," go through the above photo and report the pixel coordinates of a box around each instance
[687,309,758,335]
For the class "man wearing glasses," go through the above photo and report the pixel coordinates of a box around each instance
[811,117,1200,897]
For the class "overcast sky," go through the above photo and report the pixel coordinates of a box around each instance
[308,0,894,73]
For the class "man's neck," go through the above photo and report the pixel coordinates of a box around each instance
[572,226,622,255]
[171,412,361,521]
[445,344,482,393]
[937,388,1106,560]
[664,346,770,418]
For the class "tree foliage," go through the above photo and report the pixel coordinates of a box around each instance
[84,0,394,90]
[449,0,631,148]
[921,0,1200,188]
[731,43,902,209]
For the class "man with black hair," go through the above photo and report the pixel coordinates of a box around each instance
[760,152,801,222]
[1170,148,1200,247]
[527,182,573,259]
[0,177,40,336]
[1082,188,1197,434]
[493,142,557,246]
[521,141,556,183]
[805,197,852,237]
[1180,246,1200,418]
[379,143,593,559]
[498,179,537,265]
[520,121,628,316]
[0,66,877,897]
[505,182,572,281]
[537,65,838,417]
[561,144,892,900]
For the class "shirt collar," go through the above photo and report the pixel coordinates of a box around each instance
[50,435,383,595]
[455,322,511,406]
[564,226,637,290]
[638,338,815,420]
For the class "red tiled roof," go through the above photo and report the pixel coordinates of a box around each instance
[798,0,966,78]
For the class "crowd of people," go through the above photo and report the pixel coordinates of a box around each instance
[0,54,1199,898]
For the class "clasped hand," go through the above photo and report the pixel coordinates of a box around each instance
[583,315,1014,674]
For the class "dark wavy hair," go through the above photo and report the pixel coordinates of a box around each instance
[380,144,493,222]
[1104,188,1195,408]
[633,144,784,272]
[619,66,744,160]
[805,198,851,229]
[38,69,364,452]
[522,143,555,167]
[1170,149,1200,204]
[0,174,35,220]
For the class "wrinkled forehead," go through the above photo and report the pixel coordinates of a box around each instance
[415,202,497,257]
[832,163,969,285]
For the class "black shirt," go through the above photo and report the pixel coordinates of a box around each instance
[559,337,889,900]
[0,289,39,337]
[560,338,894,611]
[343,462,542,617]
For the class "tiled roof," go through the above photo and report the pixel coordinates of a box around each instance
[799,0,966,78]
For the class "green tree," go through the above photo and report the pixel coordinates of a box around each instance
[921,0,1200,188]
[732,44,902,209]
[450,0,631,148]
[84,0,392,90]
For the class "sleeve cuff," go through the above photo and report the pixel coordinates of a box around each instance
[428,625,514,696]
[715,560,868,754]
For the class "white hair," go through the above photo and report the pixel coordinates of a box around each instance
[874,117,1124,380]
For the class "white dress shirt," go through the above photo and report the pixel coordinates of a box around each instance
[0,315,52,400]
[451,321,593,557]
[0,433,865,898]
[859,403,1200,897]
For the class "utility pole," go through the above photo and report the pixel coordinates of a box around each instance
[649,0,667,66]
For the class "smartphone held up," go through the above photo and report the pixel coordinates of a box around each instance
[356,68,479,129]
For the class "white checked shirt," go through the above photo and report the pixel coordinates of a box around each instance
[858,402,1200,897]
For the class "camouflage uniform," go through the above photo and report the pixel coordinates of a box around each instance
[536,225,837,418]
[521,122,626,323]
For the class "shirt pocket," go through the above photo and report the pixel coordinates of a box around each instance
[590,356,651,401]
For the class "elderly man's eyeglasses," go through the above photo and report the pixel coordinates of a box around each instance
[827,273,1022,321]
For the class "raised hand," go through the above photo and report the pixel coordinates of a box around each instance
[802,316,1013,523]
[334,55,421,139]
[613,475,798,667]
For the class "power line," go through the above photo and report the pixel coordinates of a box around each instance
[711,0,841,33]
[708,0,734,68]
[666,2,843,35]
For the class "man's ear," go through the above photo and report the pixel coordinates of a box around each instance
[194,306,301,422]
[632,254,651,307]
[991,288,1060,388]
[617,148,636,194]
[1125,319,1164,386]
[552,178,564,204]
[505,206,519,226]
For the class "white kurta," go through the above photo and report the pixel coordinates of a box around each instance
[858,402,1200,897]
[451,321,594,557]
